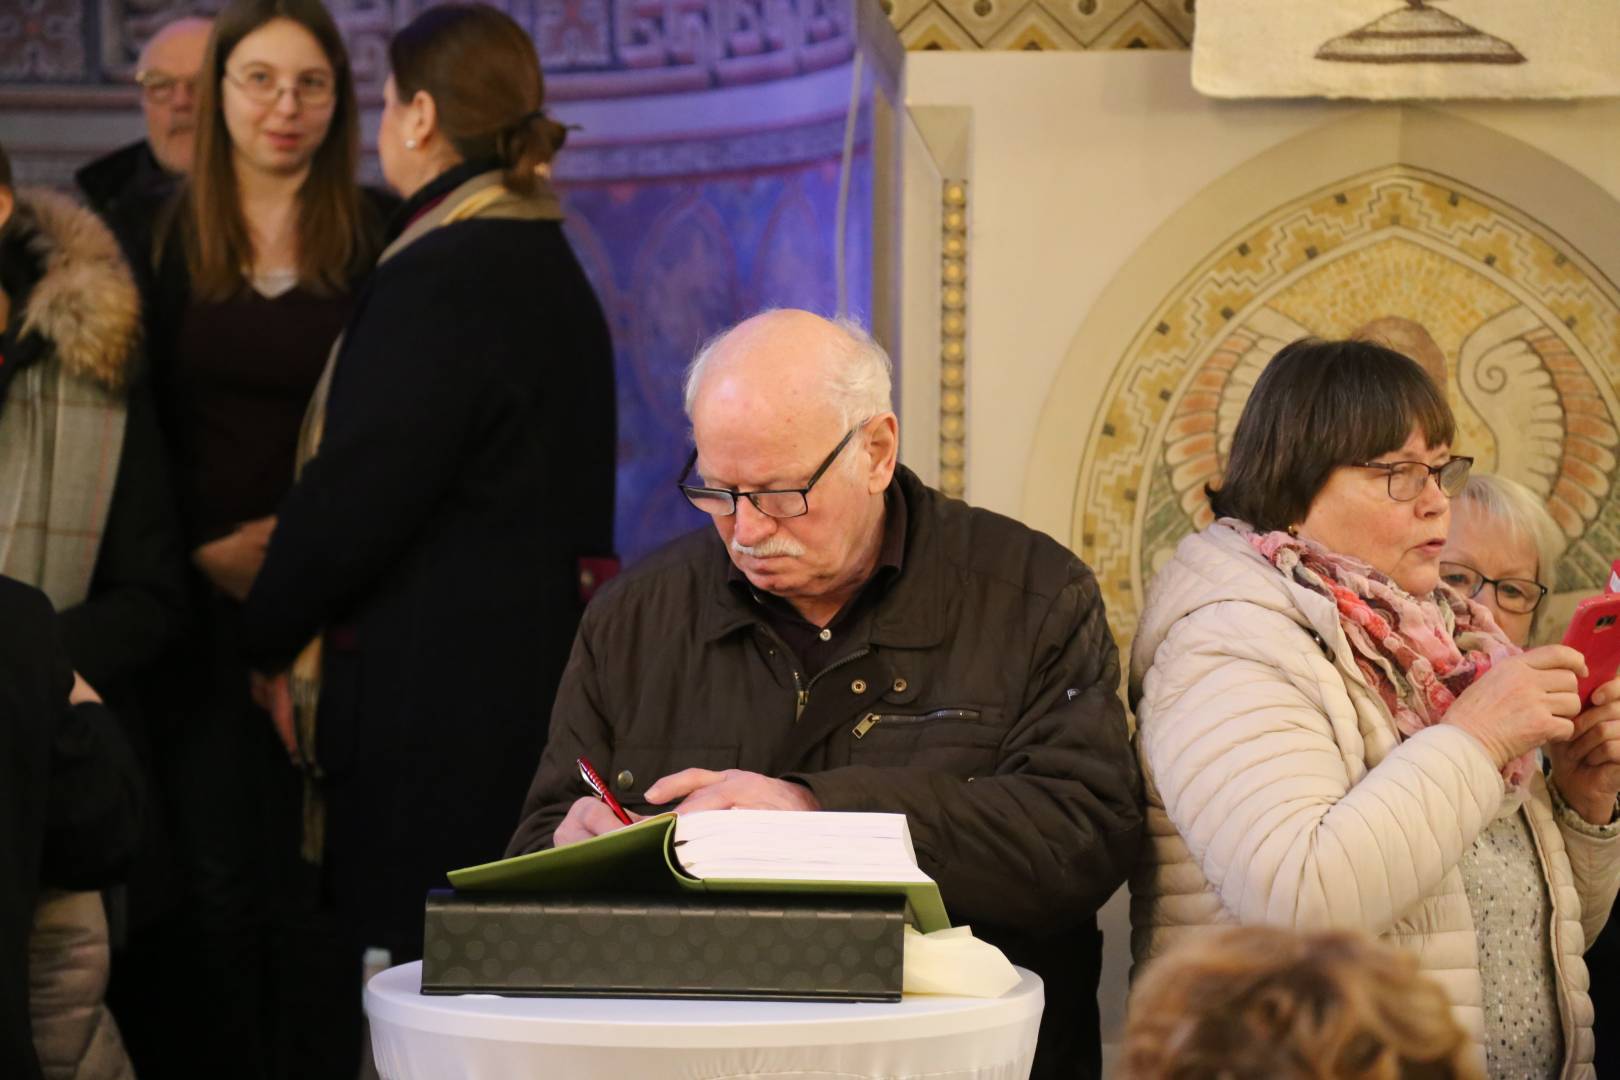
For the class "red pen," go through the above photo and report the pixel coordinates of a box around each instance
[576,756,633,826]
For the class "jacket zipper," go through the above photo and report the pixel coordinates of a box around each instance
[852,707,981,739]
[794,647,872,722]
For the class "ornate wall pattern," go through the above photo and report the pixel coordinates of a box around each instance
[0,0,1184,96]
[4,0,856,98]
[1074,165,1620,644]
[887,0,1191,51]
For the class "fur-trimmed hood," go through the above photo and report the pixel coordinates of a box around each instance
[8,187,140,391]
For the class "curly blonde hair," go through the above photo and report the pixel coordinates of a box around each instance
[1121,927,1480,1080]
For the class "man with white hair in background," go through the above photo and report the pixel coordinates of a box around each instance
[508,308,1142,1079]
[75,15,211,219]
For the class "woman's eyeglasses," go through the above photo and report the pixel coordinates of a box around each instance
[1439,561,1547,614]
[223,66,336,108]
[1352,456,1473,501]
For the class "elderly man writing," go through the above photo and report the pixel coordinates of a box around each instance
[508,309,1141,1079]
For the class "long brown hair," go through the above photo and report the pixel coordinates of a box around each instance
[1121,927,1480,1080]
[388,3,568,195]
[184,0,369,299]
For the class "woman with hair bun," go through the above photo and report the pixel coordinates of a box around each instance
[239,3,616,964]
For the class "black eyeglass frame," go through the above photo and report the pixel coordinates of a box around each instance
[677,426,860,520]
[1438,560,1548,615]
[1350,455,1474,501]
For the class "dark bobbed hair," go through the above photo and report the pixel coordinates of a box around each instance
[0,140,11,190]
[1207,338,1456,533]
[185,0,370,299]
[389,4,567,196]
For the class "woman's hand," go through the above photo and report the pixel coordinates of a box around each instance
[1547,675,1620,825]
[1443,645,1586,768]
[193,515,276,602]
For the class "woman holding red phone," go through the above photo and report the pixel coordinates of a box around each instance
[1130,339,1620,1080]
[1443,473,1620,1076]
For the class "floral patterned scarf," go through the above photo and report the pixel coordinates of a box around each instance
[1235,522,1532,787]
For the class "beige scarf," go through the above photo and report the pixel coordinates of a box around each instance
[289,169,563,862]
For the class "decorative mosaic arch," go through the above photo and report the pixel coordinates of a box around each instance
[1073,164,1620,643]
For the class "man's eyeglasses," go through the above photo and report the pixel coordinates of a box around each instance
[223,66,336,108]
[678,427,858,520]
[136,70,197,104]
[1439,561,1547,615]
[1351,456,1473,501]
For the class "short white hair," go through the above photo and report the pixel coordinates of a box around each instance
[1455,474,1567,636]
[1455,474,1566,583]
[682,311,894,430]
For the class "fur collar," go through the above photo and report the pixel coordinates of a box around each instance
[10,187,140,390]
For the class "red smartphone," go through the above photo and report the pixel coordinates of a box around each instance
[1561,562,1620,706]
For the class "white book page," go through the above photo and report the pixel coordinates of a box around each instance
[670,809,926,882]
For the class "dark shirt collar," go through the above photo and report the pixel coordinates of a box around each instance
[385,156,503,243]
[725,479,908,614]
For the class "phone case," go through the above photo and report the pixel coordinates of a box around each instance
[1561,591,1620,705]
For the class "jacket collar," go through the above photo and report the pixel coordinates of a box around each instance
[2,189,139,392]
[697,465,947,650]
[1130,521,1348,696]
[382,161,562,266]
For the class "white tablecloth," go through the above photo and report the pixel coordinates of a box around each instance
[366,960,1043,1080]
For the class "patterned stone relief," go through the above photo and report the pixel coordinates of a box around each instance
[1074,166,1620,645]
[888,0,1191,52]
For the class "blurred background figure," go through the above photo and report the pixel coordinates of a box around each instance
[140,0,392,1075]
[242,0,615,974]
[1442,473,1619,1075]
[75,15,212,224]
[0,131,184,1080]
[1120,926,1482,1080]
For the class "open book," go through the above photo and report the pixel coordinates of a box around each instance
[447,809,949,932]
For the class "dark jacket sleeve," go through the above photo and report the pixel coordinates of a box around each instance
[238,257,488,671]
[57,377,188,689]
[795,566,1144,935]
[4,583,145,891]
[505,617,613,856]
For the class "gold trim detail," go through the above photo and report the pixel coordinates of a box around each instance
[940,180,969,498]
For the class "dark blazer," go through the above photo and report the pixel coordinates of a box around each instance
[508,467,1144,1080]
[240,205,617,956]
[0,578,144,1080]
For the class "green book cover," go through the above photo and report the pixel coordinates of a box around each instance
[448,814,950,933]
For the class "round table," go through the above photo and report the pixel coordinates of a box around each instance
[366,961,1044,1080]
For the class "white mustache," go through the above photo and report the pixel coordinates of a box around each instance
[731,536,805,558]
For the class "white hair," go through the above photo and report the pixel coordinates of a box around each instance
[682,310,894,431]
[1455,474,1567,633]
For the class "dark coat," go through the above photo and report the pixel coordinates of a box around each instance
[508,466,1143,1080]
[240,197,617,956]
[0,578,144,1080]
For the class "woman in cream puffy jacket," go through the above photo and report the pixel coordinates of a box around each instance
[1129,339,1620,1080]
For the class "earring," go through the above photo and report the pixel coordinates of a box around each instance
[404,138,418,150]
[1286,524,1299,537]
